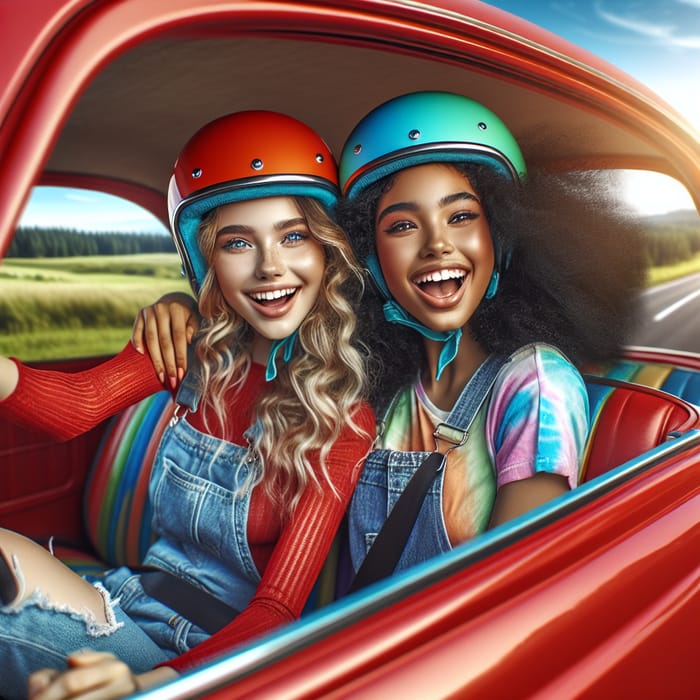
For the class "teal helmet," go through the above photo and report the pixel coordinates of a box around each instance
[339,91,526,199]
[339,92,526,380]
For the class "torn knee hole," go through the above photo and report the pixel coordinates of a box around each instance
[0,546,20,606]
[1,582,124,637]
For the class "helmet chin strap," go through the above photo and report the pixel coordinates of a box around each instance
[365,254,461,381]
[265,330,298,381]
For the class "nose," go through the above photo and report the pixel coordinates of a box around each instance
[420,222,454,258]
[256,245,285,279]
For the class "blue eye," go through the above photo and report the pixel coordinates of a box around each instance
[223,238,250,250]
[284,231,307,243]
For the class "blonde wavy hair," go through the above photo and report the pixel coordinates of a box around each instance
[193,196,368,512]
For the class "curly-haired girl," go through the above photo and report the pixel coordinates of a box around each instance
[336,91,645,582]
[0,111,374,698]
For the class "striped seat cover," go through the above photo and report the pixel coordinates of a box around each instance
[594,359,700,407]
[83,390,174,567]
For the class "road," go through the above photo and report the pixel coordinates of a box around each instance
[630,272,700,354]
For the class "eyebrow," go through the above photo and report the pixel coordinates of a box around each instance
[215,217,308,237]
[441,191,480,207]
[376,191,480,226]
[216,224,252,237]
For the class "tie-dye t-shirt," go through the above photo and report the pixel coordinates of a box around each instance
[376,343,589,544]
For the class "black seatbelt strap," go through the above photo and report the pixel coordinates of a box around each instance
[349,354,508,592]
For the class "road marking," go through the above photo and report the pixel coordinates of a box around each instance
[654,288,700,321]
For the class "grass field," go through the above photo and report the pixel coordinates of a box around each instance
[646,252,700,286]
[0,254,191,359]
[2,252,700,361]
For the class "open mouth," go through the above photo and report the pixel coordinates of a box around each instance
[412,268,466,299]
[248,287,298,307]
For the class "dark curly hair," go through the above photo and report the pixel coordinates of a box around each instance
[336,164,648,412]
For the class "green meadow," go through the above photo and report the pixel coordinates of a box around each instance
[646,251,700,286]
[0,254,191,360]
[2,251,700,362]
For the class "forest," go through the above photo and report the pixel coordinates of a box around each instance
[642,222,700,266]
[7,227,176,258]
[7,218,700,267]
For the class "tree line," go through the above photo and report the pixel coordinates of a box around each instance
[7,227,176,258]
[642,223,700,267]
[6,221,700,268]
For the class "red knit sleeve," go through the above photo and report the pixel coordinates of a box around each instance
[0,343,166,440]
[164,402,375,672]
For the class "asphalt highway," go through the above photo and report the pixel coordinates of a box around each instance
[630,272,700,354]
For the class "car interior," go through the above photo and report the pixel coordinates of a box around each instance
[2,4,700,695]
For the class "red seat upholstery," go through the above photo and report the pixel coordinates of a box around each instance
[57,375,700,614]
[580,375,700,483]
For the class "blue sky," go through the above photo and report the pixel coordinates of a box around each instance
[482,1,699,215]
[18,1,699,230]
[19,187,170,235]
[485,1,700,130]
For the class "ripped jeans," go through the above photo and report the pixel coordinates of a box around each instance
[0,377,255,698]
[0,568,171,700]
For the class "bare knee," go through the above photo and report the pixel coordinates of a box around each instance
[0,528,108,624]
[0,542,18,605]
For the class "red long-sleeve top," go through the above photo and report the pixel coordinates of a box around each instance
[0,343,375,671]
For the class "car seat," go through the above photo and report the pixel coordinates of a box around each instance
[55,374,700,608]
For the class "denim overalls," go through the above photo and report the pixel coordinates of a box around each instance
[0,370,257,698]
[348,355,507,575]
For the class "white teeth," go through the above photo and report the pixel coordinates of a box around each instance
[250,287,296,301]
[414,269,465,285]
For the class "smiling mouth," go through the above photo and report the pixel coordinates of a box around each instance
[412,268,466,299]
[248,287,298,306]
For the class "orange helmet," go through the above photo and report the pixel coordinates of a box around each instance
[168,111,339,293]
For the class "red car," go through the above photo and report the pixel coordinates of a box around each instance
[1,1,699,697]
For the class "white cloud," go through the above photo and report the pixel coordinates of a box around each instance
[64,191,98,203]
[594,0,700,50]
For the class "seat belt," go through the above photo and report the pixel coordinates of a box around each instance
[349,353,508,593]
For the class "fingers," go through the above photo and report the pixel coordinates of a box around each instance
[149,302,188,387]
[130,294,199,388]
[166,301,198,381]
[66,649,122,670]
[130,309,146,355]
[28,652,137,700]
[141,305,169,386]
[27,667,61,698]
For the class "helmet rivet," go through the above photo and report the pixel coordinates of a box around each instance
[192,168,203,179]
[353,144,362,155]
[408,129,421,140]
[478,122,488,130]
[315,153,324,163]
[251,158,264,170]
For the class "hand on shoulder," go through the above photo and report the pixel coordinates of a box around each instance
[131,292,200,388]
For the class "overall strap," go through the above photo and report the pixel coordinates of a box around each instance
[445,353,509,433]
[173,343,202,413]
[349,353,509,593]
